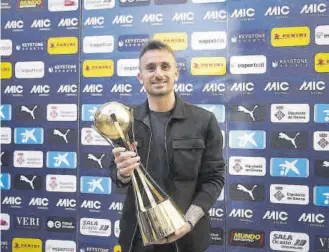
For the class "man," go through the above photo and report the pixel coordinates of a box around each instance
[110,40,225,252]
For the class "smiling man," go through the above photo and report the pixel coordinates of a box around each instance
[110,40,225,252]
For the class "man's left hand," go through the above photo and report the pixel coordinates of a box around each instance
[147,222,191,245]
[166,222,191,243]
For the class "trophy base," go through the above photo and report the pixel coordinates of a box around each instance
[137,199,186,246]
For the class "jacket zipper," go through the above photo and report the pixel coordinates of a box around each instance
[128,122,153,252]
[128,225,137,252]
[164,116,172,182]
[146,125,153,173]
[164,117,179,252]
[175,242,180,252]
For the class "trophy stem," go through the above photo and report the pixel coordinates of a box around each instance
[110,118,159,209]
[143,174,164,202]
[135,168,157,208]
[138,163,169,201]
[93,124,165,206]
[130,172,146,212]
[91,125,148,211]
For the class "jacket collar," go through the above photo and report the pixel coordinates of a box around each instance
[134,93,186,121]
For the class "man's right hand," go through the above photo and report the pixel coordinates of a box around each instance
[112,147,140,179]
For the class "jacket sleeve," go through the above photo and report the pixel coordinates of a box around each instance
[191,113,225,213]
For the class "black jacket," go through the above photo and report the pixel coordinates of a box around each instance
[110,94,225,252]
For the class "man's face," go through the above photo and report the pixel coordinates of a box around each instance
[138,49,178,97]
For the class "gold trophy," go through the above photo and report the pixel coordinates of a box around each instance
[93,101,186,245]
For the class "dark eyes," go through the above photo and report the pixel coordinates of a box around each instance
[146,64,170,71]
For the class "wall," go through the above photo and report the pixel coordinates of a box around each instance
[1,0,329,251]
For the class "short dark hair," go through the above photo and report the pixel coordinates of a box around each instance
[139,40,175,59]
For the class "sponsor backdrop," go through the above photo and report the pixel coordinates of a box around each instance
[1,0,329,251]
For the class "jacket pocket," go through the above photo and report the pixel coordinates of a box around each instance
[172,138,205,180]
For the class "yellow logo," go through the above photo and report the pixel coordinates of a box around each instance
[271,26,310,47]
[83,59,114,77]
[0,62,12,79]
[48,37,78,55]
[153,33,188,51]
[315,53,329,73]
[233,232,261,240]
[191,57,226,75]
[113,245,121,252]
[18,0,43,8]
[12,238,42,252]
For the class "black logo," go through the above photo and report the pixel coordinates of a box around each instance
[14,215,42,230]
[1,240,9,252]
[270,131,308,149]
[155,0,186,4]
[176,58,187,73]
[210,228,223,245]
[15,105,43,120]
[0,0,11,10]
[14,174,42,190]
[229,228,265,248]
[119,0,150,7]
[316,235,329,251]
[81,152,111,169]
[47,128,77,144]
[315,160,329,179]
[229,104,266,122]
[80,244,110,252]
[229,183,265,201]
[46,217,76,233]
[0,150,10,167]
